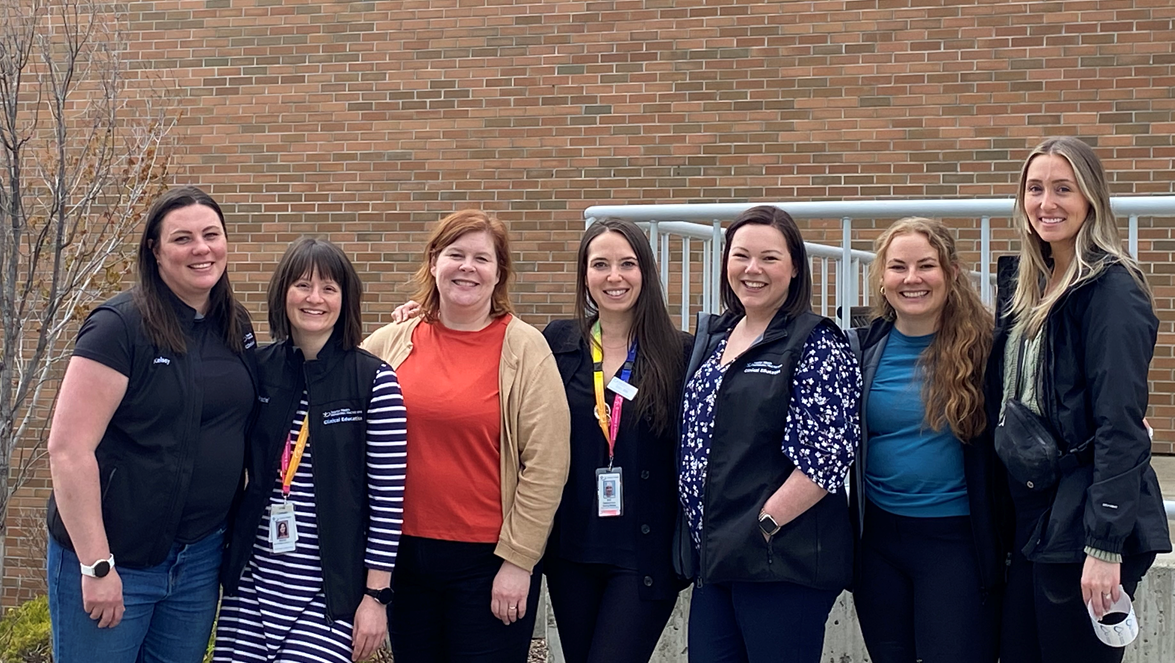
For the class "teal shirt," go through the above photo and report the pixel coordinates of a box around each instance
[864,330,969,518]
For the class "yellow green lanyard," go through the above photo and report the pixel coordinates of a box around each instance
[590,322,636,468]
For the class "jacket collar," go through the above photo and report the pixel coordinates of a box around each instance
[161,283,203,332]
[282,325,347,371]
[708,304,797,342]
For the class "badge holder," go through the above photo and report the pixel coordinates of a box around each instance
[269,502,299,553]
[596,466,623,517]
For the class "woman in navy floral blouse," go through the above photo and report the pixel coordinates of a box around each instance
[675,205,861,663]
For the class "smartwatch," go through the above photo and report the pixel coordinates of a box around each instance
[364,586,394,605]
[80,553,115,579]
[757,511,782,537]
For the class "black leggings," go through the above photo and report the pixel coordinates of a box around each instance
[390,535,542,663]
[853,502,999,663]
[999,549,1153,663]
[544,558,678,663]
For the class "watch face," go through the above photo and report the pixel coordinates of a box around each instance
[93,561,111,578]
[367,587,393,605]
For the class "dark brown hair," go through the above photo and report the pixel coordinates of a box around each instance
[719,205,812,319]
[133,186,245,354]
[413,209,514,322]
[574,218,685,436]
[267,238,364,350]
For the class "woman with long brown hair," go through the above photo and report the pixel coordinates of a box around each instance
[541,218,690,663]
[849,217,1003,663]
[46,186,258,662]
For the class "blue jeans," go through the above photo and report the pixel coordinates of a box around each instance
[48,527,224,663]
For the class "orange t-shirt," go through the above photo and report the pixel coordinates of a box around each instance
[396,315,509,542]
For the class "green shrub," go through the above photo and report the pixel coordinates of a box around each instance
[0,595,52,663]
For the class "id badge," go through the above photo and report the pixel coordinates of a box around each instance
[606,377,638,401]
[596,467,623,517]
[268,502,298,553]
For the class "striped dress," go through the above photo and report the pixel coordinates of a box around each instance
[213,365,406,663]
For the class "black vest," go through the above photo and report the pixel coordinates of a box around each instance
[674,308,854,591]
[221,333,384,621]
[47,290,259,568]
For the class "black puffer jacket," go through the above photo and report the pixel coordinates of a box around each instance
[989,255,1171,563]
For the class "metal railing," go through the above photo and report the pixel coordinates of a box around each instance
[585,197,1175,330]
[583,198,1175,514]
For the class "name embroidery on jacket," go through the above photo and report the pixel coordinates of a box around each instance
[322,407,364,425]
[743,360,782,375]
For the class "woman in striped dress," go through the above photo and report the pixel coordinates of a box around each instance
[215,238,407,663]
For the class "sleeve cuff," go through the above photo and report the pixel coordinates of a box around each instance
[1084,546,1123,564]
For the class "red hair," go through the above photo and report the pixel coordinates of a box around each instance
[413,209,514,321]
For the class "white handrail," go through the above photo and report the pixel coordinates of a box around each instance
[585,195,1175,222]
[586,195,1175,328]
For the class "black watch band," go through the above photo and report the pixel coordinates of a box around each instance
[364,586,394,605]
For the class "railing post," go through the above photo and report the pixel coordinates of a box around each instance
[1129,214,1139,258]
[661,232,670,296]
[702,240,711,315]
[821,258,829,317]
[681,237,691,331]
[711,220,723,314]
[841,217,852,328]
[648,220,659,267]
[981,216,991,306]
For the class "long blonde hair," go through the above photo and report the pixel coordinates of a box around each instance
[1009,137,1151,337]
[869,217,993,441]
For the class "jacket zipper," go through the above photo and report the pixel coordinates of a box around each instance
[697,319,790,584]
[300,362,336,626]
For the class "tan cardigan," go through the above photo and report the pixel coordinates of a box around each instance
[361,315,570,571]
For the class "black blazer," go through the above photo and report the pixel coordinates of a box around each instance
[542,319,691,601]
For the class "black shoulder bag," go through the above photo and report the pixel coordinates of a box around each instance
[994,335,1062,491]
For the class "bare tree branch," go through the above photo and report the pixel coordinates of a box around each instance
[0,0,175,544]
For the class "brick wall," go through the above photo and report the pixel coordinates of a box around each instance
[6,0,1175,603]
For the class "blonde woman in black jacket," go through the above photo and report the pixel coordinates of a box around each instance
[993,136,1171,663]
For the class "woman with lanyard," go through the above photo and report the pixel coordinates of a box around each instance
[541,218,691,663]
[387,217,688,662]
[215,238,406,663]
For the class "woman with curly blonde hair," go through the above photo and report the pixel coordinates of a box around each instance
[849,217,1005,663]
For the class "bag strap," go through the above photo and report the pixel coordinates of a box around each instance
[1012,331,1028,400]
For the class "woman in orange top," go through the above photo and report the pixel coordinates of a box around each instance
[362,209,570,662]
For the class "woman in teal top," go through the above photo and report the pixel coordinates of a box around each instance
[849,217,1006,663]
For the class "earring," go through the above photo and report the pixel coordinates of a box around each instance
[879,285,886,295]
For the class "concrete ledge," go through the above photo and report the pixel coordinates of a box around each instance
[540,556,1175,662]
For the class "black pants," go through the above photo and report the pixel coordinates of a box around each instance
[853,502,999,663]
[999,549,1153,663]
[687,578,838,663]
[390,535,542,663]
[544,558,678,663]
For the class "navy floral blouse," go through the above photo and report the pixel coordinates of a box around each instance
[678,325,861,550]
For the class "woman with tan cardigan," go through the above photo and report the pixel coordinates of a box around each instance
[362,209,569,662]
